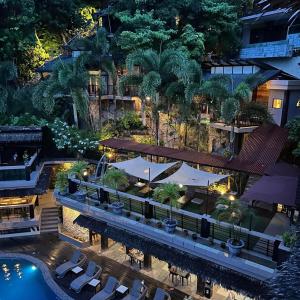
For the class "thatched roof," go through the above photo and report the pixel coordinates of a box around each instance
[0,126,42,143]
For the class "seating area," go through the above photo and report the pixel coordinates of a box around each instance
[55,251,171,300]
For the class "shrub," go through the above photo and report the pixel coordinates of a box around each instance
[135,216,141,222]
[282,231,297,247]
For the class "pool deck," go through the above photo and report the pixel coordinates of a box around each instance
[0,233,188,300]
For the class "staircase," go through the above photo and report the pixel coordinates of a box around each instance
[40,207,59,233]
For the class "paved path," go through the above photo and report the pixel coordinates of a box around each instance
[263,213,290,237]
[0,234,188,300]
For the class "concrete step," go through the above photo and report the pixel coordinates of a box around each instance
[40,206,59,233]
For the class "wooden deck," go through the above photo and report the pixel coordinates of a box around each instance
[0,233,188,300]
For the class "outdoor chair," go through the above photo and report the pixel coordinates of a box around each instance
[153,288,171,300]
[90,276,119,300]
[55,250,86,278]
[70,261,102,293]
[123,279,148,300]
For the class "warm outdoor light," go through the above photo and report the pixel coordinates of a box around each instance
[272,99,283,109]
[229,195,235,201]
[83,170,88,176]
[146,96,151,101]
[179,184,183,188]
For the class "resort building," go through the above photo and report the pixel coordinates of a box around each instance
[36,44,142,126]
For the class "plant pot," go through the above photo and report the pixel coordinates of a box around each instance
[227,238,245,256]
[164,218,177,234]
[58,187,68,196]
[75,190,87,202]
[111,202,124,215]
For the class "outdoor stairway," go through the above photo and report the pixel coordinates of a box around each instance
[40,207,59,233]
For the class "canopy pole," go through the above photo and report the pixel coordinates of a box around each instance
[148,167,151,199]
[205,180,210,215]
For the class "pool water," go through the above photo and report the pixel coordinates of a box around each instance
[0,259,58,300]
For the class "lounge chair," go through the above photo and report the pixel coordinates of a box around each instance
[153,288,171,300]
[123,279,148,300]
[55,250,86,278]
[70,261,102,293]
[90,276,119,300]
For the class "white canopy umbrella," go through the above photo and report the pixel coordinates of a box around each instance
[154,162,228,186]
[110,156,177,181]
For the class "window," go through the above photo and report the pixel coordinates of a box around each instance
[297,99,300,108]
[272,99,283,109]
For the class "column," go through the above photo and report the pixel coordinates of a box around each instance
[143,254,152,268]
[100,235,109,250]
[196,276,205,296]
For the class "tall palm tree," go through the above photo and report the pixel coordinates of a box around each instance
[75,28,118,128]
[119,48,189,145]
[32,55,89,127]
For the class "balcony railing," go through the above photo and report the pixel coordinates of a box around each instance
[0,150,40,181]
[55,177,291,280]
[88,85,139,98]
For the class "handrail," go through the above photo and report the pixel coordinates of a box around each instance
[0,150,40,171]
[71,178,283,243]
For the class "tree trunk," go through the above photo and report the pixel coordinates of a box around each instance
[184,122,188,147]
[141,99,146,126]
[155,93,160,146]
[72,103,79,128]
[113,80,117,121]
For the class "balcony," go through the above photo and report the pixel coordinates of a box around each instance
[54,178,290,282]
[0,150,42,190]
[88,85,139,100]
[240,40,293,59]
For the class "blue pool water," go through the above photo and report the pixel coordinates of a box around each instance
[0,259,58,300]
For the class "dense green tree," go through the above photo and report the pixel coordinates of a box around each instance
[32,55,89,127]
[286,117,300,158]
[119,48,189,144]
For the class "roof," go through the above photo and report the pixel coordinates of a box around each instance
[101,138,229,169]
[100,124,288,175]
[229,124,289,175]
[203,69,287,91]
[0,126,42,143]
[241,175,298,207]
[36,56,74,73]
[265,162,300,177]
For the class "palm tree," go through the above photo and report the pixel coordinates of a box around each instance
[119,48,189,145]
[0,61,18,114]
[32,55,89,128]
[73,28,119,127]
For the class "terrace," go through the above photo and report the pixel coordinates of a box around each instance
[55,164,290,285]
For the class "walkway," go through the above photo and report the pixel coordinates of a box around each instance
[263,213,290,237]
[0,234,188,300]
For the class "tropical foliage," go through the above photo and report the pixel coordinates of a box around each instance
[48,119,99,155]
[286,117,300,157]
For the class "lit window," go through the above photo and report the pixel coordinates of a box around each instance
[272,99,283,109]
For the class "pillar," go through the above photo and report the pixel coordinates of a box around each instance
[200,218,210,238]
[196,276,205,296]
[143,254,152,268]
[100,235,109,250]
[144,201,153,219]
[29,205,34,219]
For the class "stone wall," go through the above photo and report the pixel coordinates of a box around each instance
[62,206,89,242]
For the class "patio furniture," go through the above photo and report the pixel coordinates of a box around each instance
[55,250,86,278]
[72,266,83,274]
[90,276,119,300]
[89,154,108,182]
[216,203,229,210]
[115,285,129,299]
[70,261,102,293]
[153,288,171,300]
[89,278,102,293]
[191,198,204,206]
[123,279,148,300]
[128,250,144,269]
[177,195,189,208]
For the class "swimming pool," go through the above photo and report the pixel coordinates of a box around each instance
[0,258,59,300]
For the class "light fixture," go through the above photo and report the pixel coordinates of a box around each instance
[146,96,151,101]
[83,170,88,177]
[31,265,37,271]
[229,195,235,201]
[179,184,183,188]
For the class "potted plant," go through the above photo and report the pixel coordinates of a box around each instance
[153,183,184,234]
[55,171,69,195]
[68,161,89,201]
[282,231,297,248]
[216,198,245,256]
[102,168,129,215]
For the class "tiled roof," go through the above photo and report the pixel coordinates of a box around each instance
[100,124,288,175]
